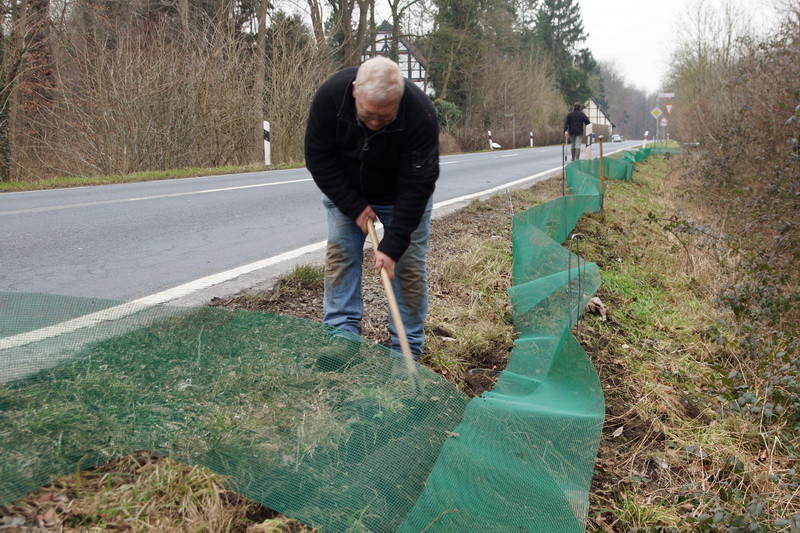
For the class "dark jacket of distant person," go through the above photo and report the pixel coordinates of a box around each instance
[564,106,591,136]
[304,67,440,262]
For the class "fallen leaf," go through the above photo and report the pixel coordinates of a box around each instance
[42,508,57,526]
[612,426,624,438]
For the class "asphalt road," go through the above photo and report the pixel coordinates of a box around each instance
[0,140,642,305]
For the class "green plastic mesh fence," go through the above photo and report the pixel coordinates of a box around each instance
[1,145,678,531]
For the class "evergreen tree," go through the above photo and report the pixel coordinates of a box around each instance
[533,0,595,104]
[426,0,485,107]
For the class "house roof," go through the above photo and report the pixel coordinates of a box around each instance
[370,23,429,69]
[583,98,616,128]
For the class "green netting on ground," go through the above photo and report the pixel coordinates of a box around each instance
[1,296,469,532]
[621,143,680,165]
[1,145,675,532]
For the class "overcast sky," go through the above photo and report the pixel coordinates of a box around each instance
[577,0,783,94]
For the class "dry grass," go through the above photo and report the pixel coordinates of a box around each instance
[422,183,560,394]
[580,156,799,532]
[0,451,313,532]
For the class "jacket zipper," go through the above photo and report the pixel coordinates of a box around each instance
[358,124,385,193]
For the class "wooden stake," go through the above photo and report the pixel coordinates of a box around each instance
[366,219,421,387]
[599,135,606,221]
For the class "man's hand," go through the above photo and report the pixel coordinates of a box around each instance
[355,206,377,234]
[374,251,396,280]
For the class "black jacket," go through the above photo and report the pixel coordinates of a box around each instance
[304,67,440,261]
[564,109,590,136]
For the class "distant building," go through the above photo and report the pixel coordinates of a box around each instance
[361,23,433,96]
[583,99,615,140]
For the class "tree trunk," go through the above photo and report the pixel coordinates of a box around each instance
[340,0,354,67]
[25,0,54,109]
[353,0,371,64]
[307,0,326,49]
[0,13,10,182]
[389,0,401,62]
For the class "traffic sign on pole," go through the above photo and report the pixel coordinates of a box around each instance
[658,92,675,100]
[651,107,663,119]
[660,117,668,127]
[665,104,673,115]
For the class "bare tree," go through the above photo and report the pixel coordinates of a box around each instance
[667,0,751,144]
[304,0,373,67]
[595,60,653,140]
[0,0,55,181]
[467,50,563,149]
[0,0,34,181]
[20,0,54,110]
[255,0,269,162]
[263,12,332,164]
[306,0,327,47]
[385,0,423,60]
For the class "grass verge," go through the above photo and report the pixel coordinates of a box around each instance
[579,156,798,532]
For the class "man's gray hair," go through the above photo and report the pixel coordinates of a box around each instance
[353,56,405,102]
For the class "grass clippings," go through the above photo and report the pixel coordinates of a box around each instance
[0,451,310,532]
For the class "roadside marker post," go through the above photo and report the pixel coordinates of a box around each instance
[263,120,271,166]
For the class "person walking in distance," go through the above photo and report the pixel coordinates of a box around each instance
[564,102,591,161]
[304,56,440,361]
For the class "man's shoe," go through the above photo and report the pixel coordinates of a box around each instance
[314,336,364,372]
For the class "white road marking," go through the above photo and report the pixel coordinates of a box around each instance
[0,239,328,351]
[0,178,313,216]
[433,168,554,210]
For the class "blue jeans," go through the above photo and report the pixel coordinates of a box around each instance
[322,195,432,359]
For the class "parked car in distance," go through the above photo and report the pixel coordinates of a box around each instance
[611,134,623,142]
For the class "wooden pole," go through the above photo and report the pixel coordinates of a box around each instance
[366,219,421,388]
[599,135,606,221]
